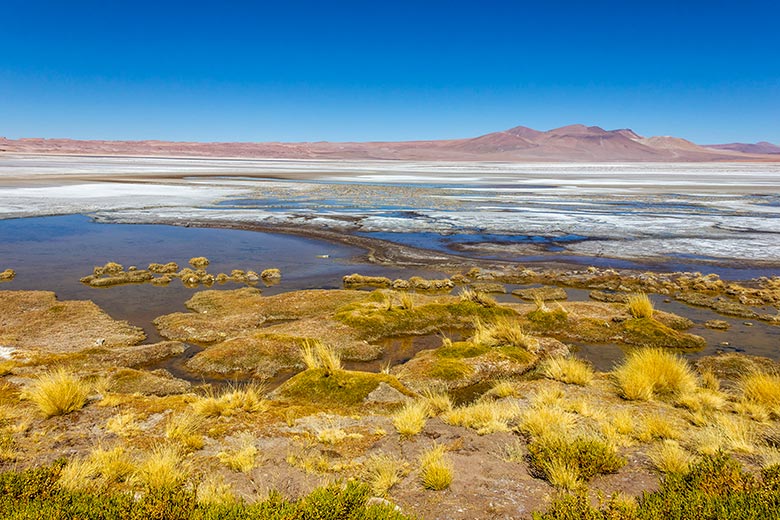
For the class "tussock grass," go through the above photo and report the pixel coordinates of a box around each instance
[627,292,654,319]
[613,348,697,401]
[519,406,576,440]
[393,400,428,437]
[316,426,362,445]
[443,400,521,435]
[59,446,135,492]
[739,372,780,417]
[487,379,518,398]
[472,317,539,352]
[23,368,90,417]
[197,475,236,505]
[300,339,342,374]
[419,443,453,491]
[165,413,204,450]
[675,388,727,414]
[134,445,188,489]
[398,292,416,311]
[733,399,771,422]
[419,388,453,416]
[634,414,682,443]
[540,357,594,386]
[105,411,141,437]
[696,413,757,455]
[528,435,625,488]
[363,453,408,496]
[649,440,694,475]
[217,434,258,473]
[460,288,497,308]
[192,383,267,418]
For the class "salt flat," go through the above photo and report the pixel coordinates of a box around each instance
[1,154,779,269]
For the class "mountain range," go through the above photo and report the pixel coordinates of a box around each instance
[1,124,779,162]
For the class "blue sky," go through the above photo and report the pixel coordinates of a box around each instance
[1,1,778,143]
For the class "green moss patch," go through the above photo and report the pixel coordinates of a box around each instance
[274,368,414,407]
[622,318,706,349]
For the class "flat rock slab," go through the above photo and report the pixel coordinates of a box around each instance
[512,286,568,301]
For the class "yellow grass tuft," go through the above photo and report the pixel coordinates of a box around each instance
[696,413,757,455]
[398,292,416,311]
[419,443,453,491]
[197,475,236,505]
[105,411,142,437]
[613,348,697,401]
[541,458,582,490]
[59,446,135,492]
[23,368,90,418]
[460,288,497,308]
[633,414,682,443]
[419,388,453,416]
[165,413,205,450]
[300,339,342,373]
[487,379,518,399]
[739,372,780,417]
[217,434,258,473]
[134,445,188,489]
[192,384,267,418]
[649,440,694,475]
[627,292,654,319]
[540,357,594,386]
[519,406,576,440]
[443,400,521,435]
[472,317,539,352]
[675,388,727,414]
[393,400,428,437]
[363,453,409,496]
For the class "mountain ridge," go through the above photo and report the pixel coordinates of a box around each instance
[1,125,779,162]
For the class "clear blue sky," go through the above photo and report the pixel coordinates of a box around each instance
[1,0,778,143]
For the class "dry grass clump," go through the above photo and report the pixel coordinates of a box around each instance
[627,292,654,319]
[443,400,522,435]
[315,426,363,445]
[217,434,259,473]
[393,400,429,437]
[675,388,727,414]
[540,357,594,386]
[59,446,135,492]
[649,440,694,475]
[487,379,518,399]
[419,443,453,491]
[633,414,682,443]
[398,292,416,311]
[472,317,539,353]
[518,405,576,440]
[197,475,236,505]
[419,388,453,415]
[696,413,757,455]
[528,435,625,490]
[363,453,409,496]
[134,445,188,489]
[613,348,697,401]
[300,339,342,374]
[165,413,205,450]
[191,384,267,418]
[460,288,497,308]
[23,368,90,417]
[105,411,142,437]
[739,372,780,417]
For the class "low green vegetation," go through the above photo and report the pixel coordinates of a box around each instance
[0,463,412,519]
[534,454,780,520]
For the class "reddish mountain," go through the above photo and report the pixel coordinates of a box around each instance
[706,141,780,154]
[2,125,779,162]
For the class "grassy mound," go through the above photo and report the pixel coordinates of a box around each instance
[274,368,414,407]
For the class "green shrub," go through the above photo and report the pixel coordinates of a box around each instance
[528,435,625,486]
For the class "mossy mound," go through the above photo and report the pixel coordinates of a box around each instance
[274,368,414,407]
[622,317,706,349]
[520,301,704,350]
[335,294,515,341]
[108,368,191,395]
[696,353,780,387]
[186,333,305,379]
[0,290,145,353]
[395,339,561,391]
[0,269,15,281]
[513,286,567,301]
[154,288,367,343]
